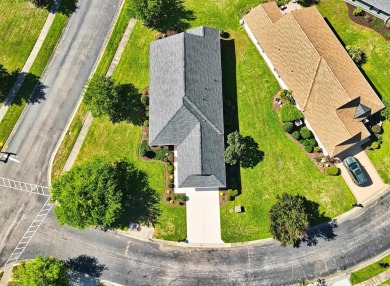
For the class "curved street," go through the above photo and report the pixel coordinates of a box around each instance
[0,0,389,285]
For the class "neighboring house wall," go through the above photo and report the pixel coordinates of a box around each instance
[244,20,330,156]
[345,0,390,22]
[243,22,288,90]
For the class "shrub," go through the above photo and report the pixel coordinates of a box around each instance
[302,139,311,146]
[380,99,390,119]
[141,95,149,106]
[169,183,174,188]
[280,89,292,101]
[154,148,167,161]
[308,138,317,147]
[225,195,233,201]
[373,17,382,29]
[370,141,380,149]
[167,164,174,171]
[324,166,339,176]
[386,21,390,29]
[145,111,149,118]
[227,189,239,196]
[353,7,364,16]
[144,120,149,127]
[139,140,151,157]
[179,195,186,201]
[376,133,383,144]
[166,196,171,201]
[314,146,321,153]
[300,127,312,139]
[282,122,294,133]
[371,124,382,134]
[304,145,313,153]
[279,103,303,122]
[346,46,365,65]
[363,15,371,22]
[291,131,301,140]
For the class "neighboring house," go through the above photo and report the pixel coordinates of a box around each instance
[345,0,390,23]
[243,2,384,158]
[149,26,226,189]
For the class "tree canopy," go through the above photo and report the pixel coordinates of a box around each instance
[12,255,69,286]
[224,131,245,166]
[51,157,160,229]
[269,193,310,247]
[129,0,195,32]
[83,76,142,124]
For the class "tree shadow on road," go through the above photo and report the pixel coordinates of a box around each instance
[294,197,337,248]
[65,255,107,278]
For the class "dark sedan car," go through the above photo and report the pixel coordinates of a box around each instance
[343,156,367,186]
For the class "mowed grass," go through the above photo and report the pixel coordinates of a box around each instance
[350,254,390,284]
[316,0,390,183]
[75,0,359,242]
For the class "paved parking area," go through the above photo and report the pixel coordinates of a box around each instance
[336,145,388,204]
[184,188,223,244]
[0,186,47,266]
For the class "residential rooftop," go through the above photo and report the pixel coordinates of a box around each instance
[149,26,226,188]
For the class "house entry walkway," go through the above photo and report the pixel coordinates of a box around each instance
[336,145,388,204]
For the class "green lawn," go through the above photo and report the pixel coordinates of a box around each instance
[0,0,72,147]
[0,0,48,90]
[350,254,390,285]
[316,0,390,184]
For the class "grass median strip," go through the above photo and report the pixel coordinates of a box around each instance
[350,254,390,284]
[51,0,132,180]
[0,0,72,147]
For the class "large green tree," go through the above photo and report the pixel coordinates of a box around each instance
[269,193,310,247]
[52,157,160,229]
[129,0,195,32]
[51,157,122,229]
[83,76,142,124]
[12,255,69,286]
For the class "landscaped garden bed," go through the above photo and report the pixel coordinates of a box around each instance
[347,3,390,41]
[273,90,340,175]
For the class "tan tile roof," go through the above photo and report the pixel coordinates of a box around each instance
[243,2,384,156]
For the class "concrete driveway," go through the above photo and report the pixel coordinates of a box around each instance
[184,188,223,244]
[336,145,388,204]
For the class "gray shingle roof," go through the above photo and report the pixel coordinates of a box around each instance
[361,0,390,13]
[149,26,226,189]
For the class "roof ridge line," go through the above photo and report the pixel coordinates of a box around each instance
[303,57,322,111]
[183,97,223,135]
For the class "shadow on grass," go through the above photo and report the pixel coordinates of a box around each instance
[0,64,20,103]
[65,255,107,278]
[240,135,264,169]
[116,83,144,126]
[294,197,337,248]
[221,38,242,190]
[113,160,161,228]
[30,0,78,16]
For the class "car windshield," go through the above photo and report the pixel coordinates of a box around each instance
[349,162,358,170]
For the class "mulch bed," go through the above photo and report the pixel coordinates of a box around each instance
[346,3,390,41]
[272,91,337,173]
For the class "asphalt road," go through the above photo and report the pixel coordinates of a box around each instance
[0,0,121,264]
[23,191,390,285]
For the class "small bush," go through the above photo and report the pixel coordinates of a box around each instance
[169,183,174,188]
[302,139,311,146]
[145,111,149,118]
[314,146,321,153]
[315,157,322,162]
[282,122,294,133]
[179,195,186,201]
[353,7,364,16]
[166,196,172,201]
[167,164,174,171]
[308,138,317,147]
[304,145,313,153]
[227,189,238,196]
[154,148,167,161]
[225,195,233,201]
[371,124,382,134]
[279,103,303,122]
[144,120,149,127]
[381,100,390,119]
[300,127,312,139]
[363,15,371,22]
[280,89,292,101]
[291,131,301,140]
[141,95,149,106]
[140,140,151,157]
[324,166,339,176]
[346,46,366,65]
[386,21,390,29]
[371,141,380,149]
[376,133,383,144]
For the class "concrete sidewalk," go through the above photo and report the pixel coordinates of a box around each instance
[0,0,61,123]
[355,268,390,286]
